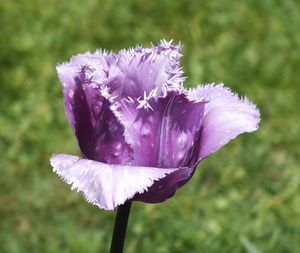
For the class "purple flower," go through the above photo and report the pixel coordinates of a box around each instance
[50,40,260,210]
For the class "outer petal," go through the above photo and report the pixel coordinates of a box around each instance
[50,154,186,210]
[57,59,132,164]
[132,166,194,203]
[112,90,205,168]
[56,51,111,133]
[188,84,260,161]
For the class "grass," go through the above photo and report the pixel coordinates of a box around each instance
[0,0,299,252]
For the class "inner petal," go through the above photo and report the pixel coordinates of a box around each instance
[105,40,184,100]
[112,90,205,168]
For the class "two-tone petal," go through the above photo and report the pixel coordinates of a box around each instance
[57,63,132,164]
[112,90,205,168]
[116,40,184,99]
[188,84,260,162]
[50,154,188,210]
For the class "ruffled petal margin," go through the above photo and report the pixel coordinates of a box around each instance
[117,39,185,99]
[50,154,188,210]
[188,84,260,162]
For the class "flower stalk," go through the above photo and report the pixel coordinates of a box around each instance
[110,202,132,253]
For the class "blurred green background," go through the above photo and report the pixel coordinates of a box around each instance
[1,0,299,252]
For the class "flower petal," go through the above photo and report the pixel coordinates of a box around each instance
[56,51,110,133]
[132,166,194,203]
[117,40,184,99]
[112,90,205,168]
[57,59,132,164]
[50,154,185,210]
[188,84,260,161]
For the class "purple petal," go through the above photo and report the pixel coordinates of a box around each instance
[50,154,185,210]
[132,166,194,203]
[112,90,205,168]
[188,84,260,161]
[57,60,132,164]
[56,51,111,133]
[116,40,184,99]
